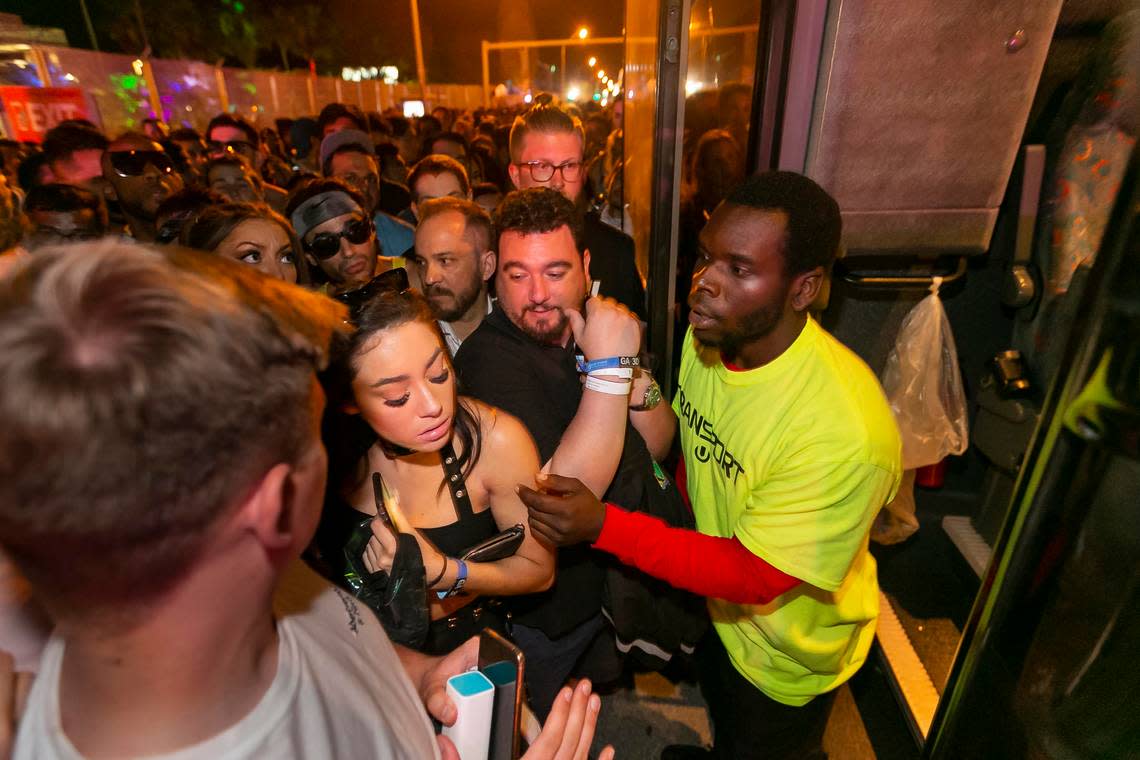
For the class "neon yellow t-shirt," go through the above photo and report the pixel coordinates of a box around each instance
[673,317,901,706]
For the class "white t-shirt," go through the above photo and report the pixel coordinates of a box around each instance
[13,561,440,760]
[0,550,50,673]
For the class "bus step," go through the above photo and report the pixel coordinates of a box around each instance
[941,515,992,578]
[875,591,940,743]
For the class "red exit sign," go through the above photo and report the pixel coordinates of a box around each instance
[0,87,91,143]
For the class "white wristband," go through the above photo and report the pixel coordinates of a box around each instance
[588,367,634,380]
[584,376,631,395]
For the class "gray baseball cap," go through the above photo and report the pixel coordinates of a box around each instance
[319,129,374,172]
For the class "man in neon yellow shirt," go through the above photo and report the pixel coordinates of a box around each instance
[520,171,901,758]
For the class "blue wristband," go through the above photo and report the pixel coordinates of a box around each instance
[438,558,469,599]
[575,355,641,374]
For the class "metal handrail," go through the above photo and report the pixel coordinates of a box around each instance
[836,256,968,288]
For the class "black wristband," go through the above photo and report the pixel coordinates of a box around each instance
[426,556,448,588]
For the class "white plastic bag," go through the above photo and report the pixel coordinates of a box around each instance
[873,278,969,544]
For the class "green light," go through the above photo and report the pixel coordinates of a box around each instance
[242,83,256,94]
[592,92,601,101]
[233,1,244,12]
[120,74,139,90]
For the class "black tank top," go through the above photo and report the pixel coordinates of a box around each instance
[417,442,497,556]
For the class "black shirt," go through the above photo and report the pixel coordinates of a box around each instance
[379,179,412,217]
[581,212,647,322]
[455,305,658,638]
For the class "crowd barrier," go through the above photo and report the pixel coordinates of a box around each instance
[9,45,484,138]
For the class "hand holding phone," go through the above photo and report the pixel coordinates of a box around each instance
[363,473,401,574]
[479,628,525,760]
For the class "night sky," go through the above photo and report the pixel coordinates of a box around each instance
[0,0,628,85]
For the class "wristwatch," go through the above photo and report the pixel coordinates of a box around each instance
[630,379,663,411]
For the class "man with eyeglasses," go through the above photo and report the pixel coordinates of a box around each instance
[508,96,647,322]
[99,132,183,242]
[286,178,393,295]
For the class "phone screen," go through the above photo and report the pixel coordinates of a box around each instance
[479,628,524,760]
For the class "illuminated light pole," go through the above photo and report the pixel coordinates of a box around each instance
[588,56,597,68]
[577,27,589,39]
[409,0,428,97]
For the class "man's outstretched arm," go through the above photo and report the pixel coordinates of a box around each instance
[518,473,802,606]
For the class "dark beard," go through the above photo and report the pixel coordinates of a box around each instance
[427,275,483,322]
[699,292,786,359]
[508,304,570,345]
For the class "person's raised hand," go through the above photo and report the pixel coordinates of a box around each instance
[419,636,479,728]
[517,473,607,547]
[522,679,614,760]
[566,296,640,361]
[362,517,399,575]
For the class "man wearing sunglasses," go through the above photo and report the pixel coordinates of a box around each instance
[99,133,183,243]
[286,179,391,295]
[508,96,647,322]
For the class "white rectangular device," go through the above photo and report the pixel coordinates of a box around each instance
[442,670,495,760]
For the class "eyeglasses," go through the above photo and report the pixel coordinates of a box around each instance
[207,140,256,157]
[516,159,583,183]
[333,266,410,321]
[303,216,374,260]
[108,150,175,177]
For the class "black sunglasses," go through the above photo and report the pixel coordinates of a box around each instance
[333,267,411,321]
[109,150,175,177]
[304,216,374,260]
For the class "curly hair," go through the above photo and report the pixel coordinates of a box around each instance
[492,187,584,255]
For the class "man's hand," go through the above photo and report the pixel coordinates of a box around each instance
[522,680,614,760]
[566,296,640,361]
[518,473,607,547]
[416,636,479,728]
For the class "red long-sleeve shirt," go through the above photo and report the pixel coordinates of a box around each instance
[591,459,802,605]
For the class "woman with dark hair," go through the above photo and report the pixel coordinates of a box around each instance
[318,283,554,655]
[181,202,309,284]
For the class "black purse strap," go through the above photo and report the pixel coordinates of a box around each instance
[369,441,474,522]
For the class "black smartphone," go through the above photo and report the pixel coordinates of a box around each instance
[371,473,393,527]
[479,627,525,760]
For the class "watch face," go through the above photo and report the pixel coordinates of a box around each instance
[640,381,663,410]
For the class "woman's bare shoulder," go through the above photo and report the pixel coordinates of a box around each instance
[463,397,539,462]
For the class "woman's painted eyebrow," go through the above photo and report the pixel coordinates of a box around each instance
[370,348,442,388]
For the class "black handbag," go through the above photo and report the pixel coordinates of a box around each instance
[341,472,432,648]
[461,523,525,562]
[343,518,431,649]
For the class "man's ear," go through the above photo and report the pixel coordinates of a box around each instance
[480,249,496,282]
[789,266,825,312]
[411,200,419,219]
[507,163,520,189]
[582,248,592,290]
[239,462,296,553]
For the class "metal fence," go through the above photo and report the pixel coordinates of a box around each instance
[20,45,482,135]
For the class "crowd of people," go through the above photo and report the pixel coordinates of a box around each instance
[0,87,902,760]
